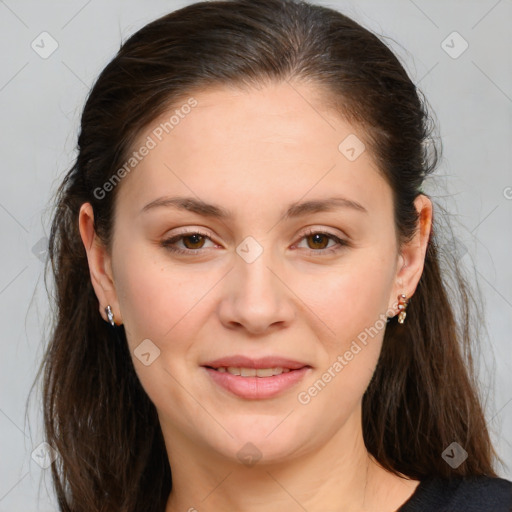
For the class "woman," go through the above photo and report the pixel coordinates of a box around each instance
[37,0,512,510]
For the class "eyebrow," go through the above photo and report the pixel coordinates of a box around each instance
[140,195,368,219]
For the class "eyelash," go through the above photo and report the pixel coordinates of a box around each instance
[160,228,348,256]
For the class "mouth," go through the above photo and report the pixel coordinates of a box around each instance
[206,366,294,377]
[201,356,312,399]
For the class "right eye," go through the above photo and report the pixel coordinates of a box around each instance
[160,230,217,255]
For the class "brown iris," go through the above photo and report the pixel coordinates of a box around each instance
[182,234,206,250]
[306,233,329,250]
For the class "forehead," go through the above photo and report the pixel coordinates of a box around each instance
[154,82,358,162]
[115,81,390,220]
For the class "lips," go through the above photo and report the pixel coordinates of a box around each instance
[202,355,309,371]
[216,367,291,377]
[201,355,312,399]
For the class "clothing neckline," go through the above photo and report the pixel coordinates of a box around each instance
[395,479,430,512]
[395,477,438,511]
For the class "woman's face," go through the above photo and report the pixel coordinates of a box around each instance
[83,81,428,465]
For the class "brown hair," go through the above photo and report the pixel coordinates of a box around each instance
[33,0,499,510]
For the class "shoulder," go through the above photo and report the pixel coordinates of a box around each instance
[398,475,512,512]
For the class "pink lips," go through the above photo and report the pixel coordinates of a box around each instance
[202,355,308,370]
[201,355,312,400]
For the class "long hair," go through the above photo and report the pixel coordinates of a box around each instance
[33,0,498,510]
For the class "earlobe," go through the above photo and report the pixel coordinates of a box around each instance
[78,203,122,325]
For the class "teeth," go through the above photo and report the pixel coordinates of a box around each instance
[216,367,293,377]
[254,368,274,377]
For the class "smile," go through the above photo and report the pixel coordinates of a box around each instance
[203,366,311,399]
[213,366,292,377]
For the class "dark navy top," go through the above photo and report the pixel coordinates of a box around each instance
[397,475,512,511]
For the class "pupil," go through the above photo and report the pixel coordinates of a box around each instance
[310,234,327,249]
[186,234,203,248]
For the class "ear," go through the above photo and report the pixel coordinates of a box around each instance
[389,194,433,314]
[78,202,123,325]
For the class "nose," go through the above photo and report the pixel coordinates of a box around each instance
[217,247,296,336]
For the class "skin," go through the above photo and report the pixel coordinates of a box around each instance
[79,80,432,512]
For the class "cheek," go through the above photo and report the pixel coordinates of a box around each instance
[114,247,207,345]
[293,249,394,406]
[295,247,395,345]
[113,250,212,429]
[113,246,220,400]
[295,298,386,432]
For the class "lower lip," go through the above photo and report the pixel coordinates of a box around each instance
[203,367,311,400]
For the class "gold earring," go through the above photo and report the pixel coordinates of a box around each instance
[397,293,409,324]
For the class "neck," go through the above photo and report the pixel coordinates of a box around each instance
[163,407,419,512]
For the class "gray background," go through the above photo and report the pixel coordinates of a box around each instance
[0,0,511,509]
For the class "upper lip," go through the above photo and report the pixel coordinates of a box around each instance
[202,355,310,370]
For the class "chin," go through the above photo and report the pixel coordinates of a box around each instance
[203,413,314,466]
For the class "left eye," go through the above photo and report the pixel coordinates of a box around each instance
[295,231,347,254]
[160,230,347,256]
